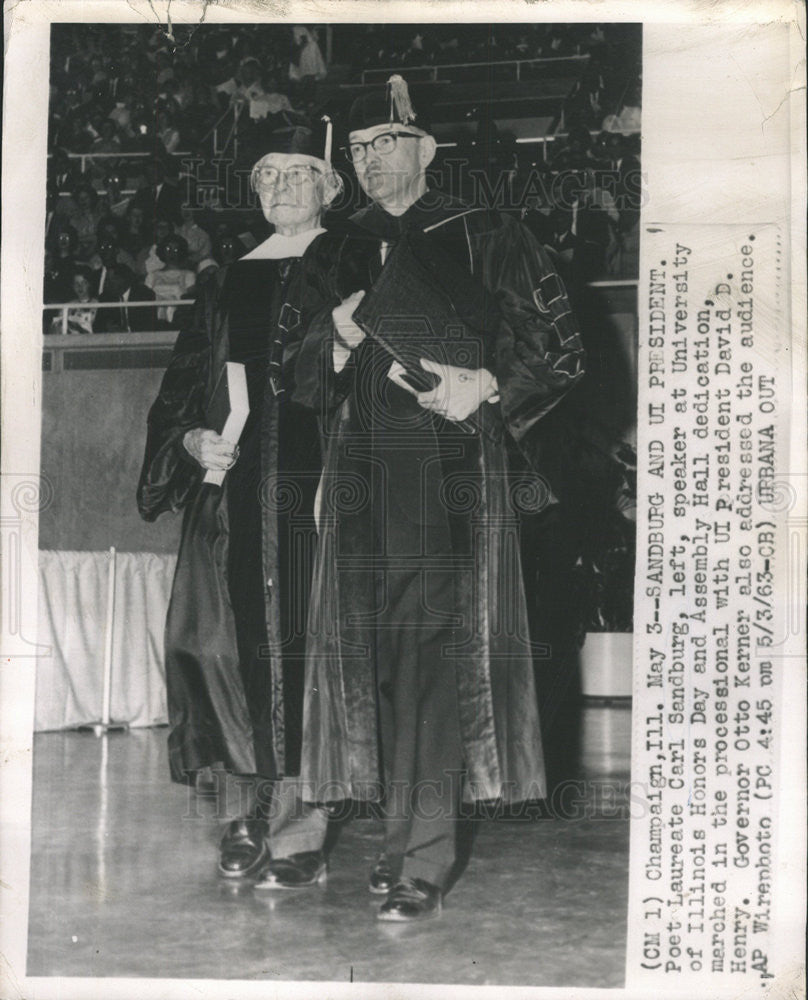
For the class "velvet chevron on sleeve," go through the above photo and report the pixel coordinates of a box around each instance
[476,213,586,444]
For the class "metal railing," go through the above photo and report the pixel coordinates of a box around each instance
[360,53,589,85]
[435,128,640,162]
[48,150,193,175]
[44,298,189,336]
[44,277,637,336]
[49,102,241,174]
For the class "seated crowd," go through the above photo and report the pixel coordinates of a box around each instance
[44,158,241,334]
[520,126,642,283]
[45,22,332,333]
[45,22,641,331]
[348,23,641,131]
[48,22,327,160]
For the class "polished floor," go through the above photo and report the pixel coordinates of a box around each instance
[27,702,631,987]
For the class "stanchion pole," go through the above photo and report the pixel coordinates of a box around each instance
[78,546,129,737]
[101,545,116,726]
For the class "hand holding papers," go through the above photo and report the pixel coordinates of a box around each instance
[184,362,249,486]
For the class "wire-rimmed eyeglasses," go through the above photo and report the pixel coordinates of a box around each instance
[343,131,422,163]
[251,164,322,190]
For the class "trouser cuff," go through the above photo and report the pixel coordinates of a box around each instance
[269,807,329,859]
[399,857,452,891]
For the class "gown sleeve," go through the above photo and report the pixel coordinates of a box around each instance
[475,213,585,442]
[476,213,627,508]
[136,277,216,521]
[291,232,358,416]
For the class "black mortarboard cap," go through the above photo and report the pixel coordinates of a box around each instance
[347,74,432,135]
[263,114,333,160]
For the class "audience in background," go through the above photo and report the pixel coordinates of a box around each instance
[130,159,183,227]
[90,236,138,293]
[136,217,176,277]
[91,118,123,157]
[176,206,213,266]
[212,229,246,267]
[45,185,72,248]
[549,125,594,172]
[144,234,195,324]
[49,265,98,334]
[120,203,152,259]
[100,171,133,218]
[156,105,183,155]
[95,264,157,333]
[45,21,640,331]
[48,147,81,196]
[64,183,105,258]
[288,25,327,106]
[45,226,85,304]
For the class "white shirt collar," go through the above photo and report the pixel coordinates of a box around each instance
[240,227,325,260]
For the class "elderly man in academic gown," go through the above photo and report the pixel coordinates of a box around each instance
[261,77,586,920]
[137,119,343,883]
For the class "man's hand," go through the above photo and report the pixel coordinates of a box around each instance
[332,290,366,350]
[389,359,498,423]
[183,428,239,471]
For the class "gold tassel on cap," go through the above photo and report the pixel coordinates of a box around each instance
[387,74,415,125]
[320,114,332,162]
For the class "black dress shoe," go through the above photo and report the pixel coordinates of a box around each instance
[253,850,327,890]
[218,817,270,879]
[368,855,395,895]
[377,878,442,921]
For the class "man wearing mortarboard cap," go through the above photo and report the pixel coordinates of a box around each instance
[278,76,586,920]
[137,117,343,885]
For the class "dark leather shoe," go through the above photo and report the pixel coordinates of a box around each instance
[218,817,270,879]
[377,878,442,921]
[368,854,395,895]
[254,851,327,890]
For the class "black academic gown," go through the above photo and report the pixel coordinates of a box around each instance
[293,192,586,810]
[137,240,334,783]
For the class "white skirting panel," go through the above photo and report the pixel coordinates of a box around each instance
[35,550,177,731]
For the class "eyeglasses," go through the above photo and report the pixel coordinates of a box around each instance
[344,131,422,163]
[252,164,322,189]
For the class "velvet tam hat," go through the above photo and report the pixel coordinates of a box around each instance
[347,74,432,135]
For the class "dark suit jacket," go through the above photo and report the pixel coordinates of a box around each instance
[131,182,183,227]
[95,282,157,332]
[48,166,80,196]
